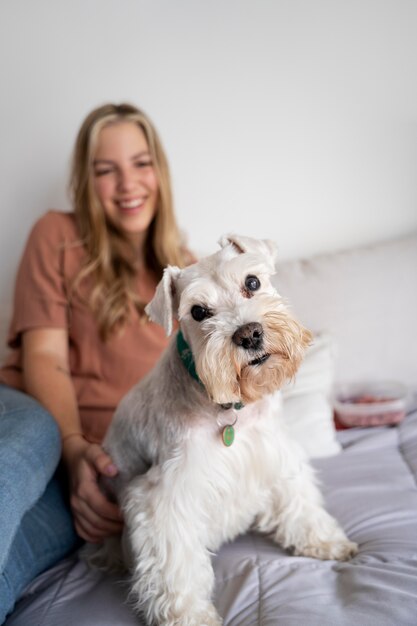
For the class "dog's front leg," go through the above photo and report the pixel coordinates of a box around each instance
[254,454,357,562]
[123,475,222,626]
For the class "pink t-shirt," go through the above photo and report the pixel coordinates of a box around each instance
[0,211,171,443]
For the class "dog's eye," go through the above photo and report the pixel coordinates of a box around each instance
[245,275,260,292]
[191,305,211,322]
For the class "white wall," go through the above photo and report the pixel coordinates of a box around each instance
[1,0,417,355]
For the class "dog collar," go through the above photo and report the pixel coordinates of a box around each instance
[176,330,201,386]
[176,330,244,417]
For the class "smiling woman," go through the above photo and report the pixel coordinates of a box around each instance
[92,122,159,246]
[0,102,193,623]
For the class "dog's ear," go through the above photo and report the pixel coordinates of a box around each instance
[145,265,182,336]
[218,233,278,264]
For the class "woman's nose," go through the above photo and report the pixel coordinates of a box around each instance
[118,168,138,192]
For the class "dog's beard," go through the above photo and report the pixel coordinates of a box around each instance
[239,311,312,403]
[196,334,241,405]
[196,311,312,405]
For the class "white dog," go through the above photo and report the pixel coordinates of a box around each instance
[90,234,357,626]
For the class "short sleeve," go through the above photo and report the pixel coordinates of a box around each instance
[7,212,72,348]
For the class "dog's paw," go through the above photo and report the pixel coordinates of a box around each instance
[294,538,358,561]
[166,606,222,626]
[185,608,222,626]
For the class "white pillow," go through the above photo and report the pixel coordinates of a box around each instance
[280,333,341,459]
[274,233,417,389]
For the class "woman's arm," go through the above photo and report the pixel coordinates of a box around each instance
[22,328,123,543]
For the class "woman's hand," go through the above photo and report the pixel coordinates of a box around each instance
[63,436,124,543]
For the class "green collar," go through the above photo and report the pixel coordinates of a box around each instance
[176,331,244,411]
[176,330,200,384]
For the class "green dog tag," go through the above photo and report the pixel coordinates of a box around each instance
[222,425,235,447]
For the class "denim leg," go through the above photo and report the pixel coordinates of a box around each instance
[0,385,62,569]
[0,385,81,623]
[0,469,82,624]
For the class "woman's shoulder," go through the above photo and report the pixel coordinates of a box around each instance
[30,210,79,241]
[21,211,84,269]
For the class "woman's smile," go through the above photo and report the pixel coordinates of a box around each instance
[116,196,147,213]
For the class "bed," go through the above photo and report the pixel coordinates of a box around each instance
[5,232,417,626]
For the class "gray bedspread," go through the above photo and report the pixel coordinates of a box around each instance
[6,408,417,626]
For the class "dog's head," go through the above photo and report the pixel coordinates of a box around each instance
[146,234,312,405]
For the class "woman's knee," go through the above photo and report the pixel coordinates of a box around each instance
[27,404,61,456]
[0,385,61,470]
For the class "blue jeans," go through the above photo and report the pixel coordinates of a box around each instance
[0,385,81,624]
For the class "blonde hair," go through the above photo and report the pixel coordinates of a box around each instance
[69,102,187,339]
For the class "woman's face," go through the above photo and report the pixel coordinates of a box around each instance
[92,121,159,246]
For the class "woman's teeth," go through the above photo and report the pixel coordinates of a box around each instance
[119,199,144,210]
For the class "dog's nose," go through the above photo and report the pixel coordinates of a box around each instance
[232,322,264,350]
